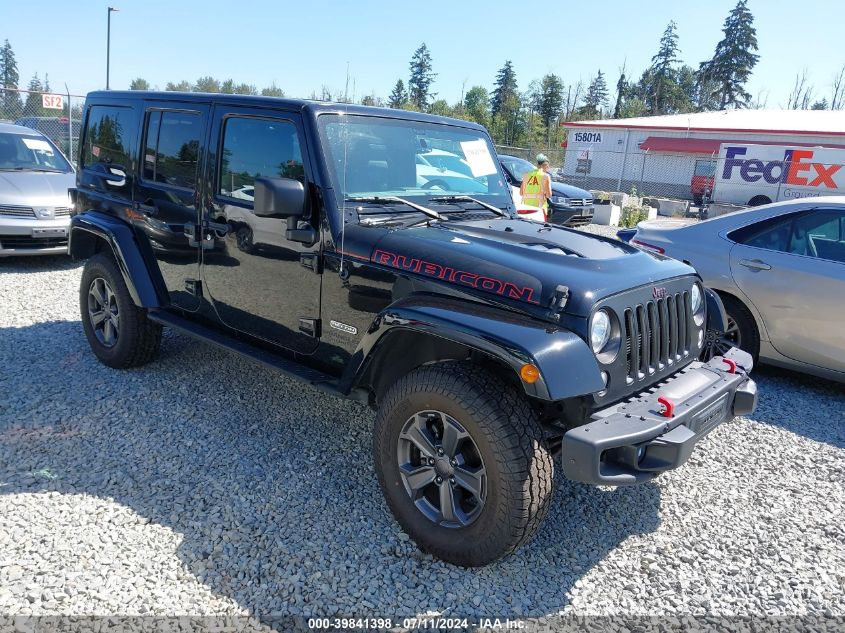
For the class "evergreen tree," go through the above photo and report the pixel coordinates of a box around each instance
[811,98,828,111]
[538,74,564,128]
[490,61,518,116]
[0,39,23,119]
[408,43,436,110]
[649,21,680,114]
[129,77,150,90]
[388,79,407,108]
[613,70,627,118]
[490,61,520,144]
[581,71,609,118]
[698,0,759,108]
[220,79,236,94]
[23,73,45,116]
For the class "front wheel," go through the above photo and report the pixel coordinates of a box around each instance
[80,253,162,368]
[701,294,760,366]
[373,363,554,567]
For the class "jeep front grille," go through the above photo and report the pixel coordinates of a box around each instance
[0,205,36,218]
[623,292,692,382]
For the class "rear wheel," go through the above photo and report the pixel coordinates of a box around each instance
[80,253,162,368]
[748,195,771,207]
[373,362,554,567]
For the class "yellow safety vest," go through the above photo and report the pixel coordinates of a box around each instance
[522,169,548,210]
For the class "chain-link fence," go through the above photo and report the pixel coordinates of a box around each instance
[494,145,567,169]
[1,88,87,165]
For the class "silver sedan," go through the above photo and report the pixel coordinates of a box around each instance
[628,197,845,383]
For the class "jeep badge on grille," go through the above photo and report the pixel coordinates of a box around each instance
[652,287,668,299]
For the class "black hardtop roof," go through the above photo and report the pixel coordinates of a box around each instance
[85,91,487,132]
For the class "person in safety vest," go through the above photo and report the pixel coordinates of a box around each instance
[520,153,552,217]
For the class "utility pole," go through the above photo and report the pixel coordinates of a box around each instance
[106,7,119,90]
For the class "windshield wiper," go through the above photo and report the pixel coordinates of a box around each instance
[427,195,507,217]
[346,196,444,221]
[0,167,63,173]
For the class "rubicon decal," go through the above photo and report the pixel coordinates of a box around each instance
[722,147,844,188]
[372,249,540,304]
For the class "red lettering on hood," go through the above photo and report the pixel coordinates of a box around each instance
[372,249,540,304]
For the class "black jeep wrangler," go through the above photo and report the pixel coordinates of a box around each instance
[69,92,757,567]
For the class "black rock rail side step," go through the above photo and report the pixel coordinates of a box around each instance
[148,309,347,399]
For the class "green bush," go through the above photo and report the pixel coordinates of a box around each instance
[619,206,649,228]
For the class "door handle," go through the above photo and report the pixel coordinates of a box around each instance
[739,258,771,271]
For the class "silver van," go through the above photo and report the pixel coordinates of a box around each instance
[0,122,75,256]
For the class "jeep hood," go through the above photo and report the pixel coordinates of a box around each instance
[342,217,695,317]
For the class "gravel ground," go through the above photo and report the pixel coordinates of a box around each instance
[1,251,843,626]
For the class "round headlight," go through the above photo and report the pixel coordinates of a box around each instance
[590,310,611,353]
[691,284,703,315]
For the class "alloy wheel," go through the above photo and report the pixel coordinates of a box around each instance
[396,410,487,528]
[702,315,741,360]
[87,277,120,347]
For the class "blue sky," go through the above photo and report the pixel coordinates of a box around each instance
[3,0,843,109]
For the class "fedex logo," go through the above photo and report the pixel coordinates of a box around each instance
[722,147,843,188]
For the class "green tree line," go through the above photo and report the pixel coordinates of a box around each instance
[3,0,844,149]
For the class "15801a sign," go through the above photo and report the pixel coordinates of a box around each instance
[571,131,603,144]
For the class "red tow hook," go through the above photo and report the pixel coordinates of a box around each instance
[722,358,737,374]
[657,396,675,418]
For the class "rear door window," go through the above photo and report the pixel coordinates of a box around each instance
[142,110,202,190]
[82,105,134,173]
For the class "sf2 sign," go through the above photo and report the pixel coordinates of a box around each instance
[41,94,64,110]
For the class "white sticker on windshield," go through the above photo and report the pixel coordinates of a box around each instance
[22,138,54,153]
[460,139,498,177]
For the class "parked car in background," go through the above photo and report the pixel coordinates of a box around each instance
[498,154,594,226]
[15,116,81,164]
[0,122,75,256]
[622,197,845,382]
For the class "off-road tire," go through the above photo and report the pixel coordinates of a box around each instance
[373,362,554,567]
[721,294,760,365]
[80,252,162,368]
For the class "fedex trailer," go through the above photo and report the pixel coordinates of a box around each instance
[714,143,845,206]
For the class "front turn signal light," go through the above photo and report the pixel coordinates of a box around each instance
[520,363,540,384]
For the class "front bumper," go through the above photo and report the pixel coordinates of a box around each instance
[0,216,70,257]
[562,347,757,486]
[548,203,594,225]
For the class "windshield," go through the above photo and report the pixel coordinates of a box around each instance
[317,114,510,209]
[501,156,535,181]
[0,132,72,172]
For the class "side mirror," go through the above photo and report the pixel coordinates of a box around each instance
[253,177,305,219]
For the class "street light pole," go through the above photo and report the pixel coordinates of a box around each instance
[106,7,119,90]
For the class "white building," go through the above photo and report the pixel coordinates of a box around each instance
[561,110,845,200]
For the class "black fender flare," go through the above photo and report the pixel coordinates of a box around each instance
[340,296,604,402]
[68,211,162,308]
[704,287,728,333]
